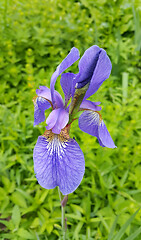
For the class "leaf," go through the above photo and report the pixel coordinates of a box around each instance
[114,209,140,240]
[17,228,35,239]
[11,205,21,229]
[125,227,141,240]
[108,215,118,240]
[11,192,27,208]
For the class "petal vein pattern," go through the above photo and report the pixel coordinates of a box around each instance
[33,130,85,195]
[79,110,116,148]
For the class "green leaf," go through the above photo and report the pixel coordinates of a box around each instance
[108,215,118,240]
[11,192,27,208]
[17,228,35,239]
[125,227,141,240]
[11,205,21,229]
[114,209,140,240]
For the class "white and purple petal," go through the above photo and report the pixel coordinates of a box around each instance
[33,97,51,126]
[33,130,85,195]
[79,110,116,148]
[50,47,80,108]
[46,108,69,134]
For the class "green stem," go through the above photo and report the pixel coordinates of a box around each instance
[58,187,67,240]
[68,83,89,124]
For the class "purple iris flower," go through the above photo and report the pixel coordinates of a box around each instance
[33,45,116,195]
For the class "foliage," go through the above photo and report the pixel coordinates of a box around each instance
[0,0,141,239]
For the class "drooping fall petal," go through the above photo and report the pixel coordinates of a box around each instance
[33,129,85,195]
[79,110,116,148]
[33,97,51,126]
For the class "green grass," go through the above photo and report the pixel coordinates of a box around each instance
[0,0,141,239]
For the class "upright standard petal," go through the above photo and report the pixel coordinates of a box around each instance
[79,110,116,148]
[46,108,69,134]
[50,47,80,108]
[33,129,85,195]
[33,97,51,126]
[84,48,112,100]
[76,45,101,89]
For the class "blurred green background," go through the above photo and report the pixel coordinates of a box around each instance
[0,0,141,239]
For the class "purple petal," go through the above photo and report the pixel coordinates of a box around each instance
[79,110,116,148]
[33,97,51,126]
[34,108,45,126]
[76,45,101,89]
[84,47,112,99]
[79,110,100,138]
[60,72,76,105]
[33,130,85,195]
[36,86,51,101]
[99,120,117,148]
[36,86,64,108]
[80,100,102,111]
[50,48,80,108]
[52,108,69,134]
[46,108,69,134]
[46,108,60,130]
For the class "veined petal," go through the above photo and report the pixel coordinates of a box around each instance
[79,110,100,138]
[50,47,80,108]
[80,100,102,111]
[33,129,85,195]
[84,48,112,100]
[46,108,69,134]
[79,110,116,148]
[36,86,64,108]
[33,97,51,126]
[60,72,76,105]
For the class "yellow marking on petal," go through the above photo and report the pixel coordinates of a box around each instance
[32,96,37,104]
[43,125,70,143]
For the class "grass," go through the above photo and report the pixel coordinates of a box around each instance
[0,0,141,239]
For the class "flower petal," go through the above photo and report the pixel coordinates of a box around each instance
[52,108,69,134]
[76,45,101,89]
[50,47,80,107]
[99,120,117,148]
[80,100,102,111]
[60,72,76,105]
[36,86,51,101]
[33,129,85,195]
[79,110,99,138]
[33,97,51,126]
[46,108,69,134]
[84,47,112,99]
[46,108,60,130]
[79,110,116,148]
[36,86,64,108]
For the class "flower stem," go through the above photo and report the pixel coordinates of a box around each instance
[58,187,67,240]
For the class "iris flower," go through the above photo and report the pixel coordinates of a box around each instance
[33,45,116,195]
